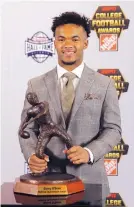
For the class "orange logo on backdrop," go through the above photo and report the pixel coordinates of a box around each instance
[100,34,118,51]
[104,159,118,176]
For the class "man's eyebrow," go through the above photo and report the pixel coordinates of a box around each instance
[56,35,80,38]
[72,35,80,38]
[57,35,65,38]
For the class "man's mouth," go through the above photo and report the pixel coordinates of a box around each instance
[62,50,76,56]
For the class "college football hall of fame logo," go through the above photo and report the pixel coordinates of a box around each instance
[25,31,54,63]
[90,6,130,51]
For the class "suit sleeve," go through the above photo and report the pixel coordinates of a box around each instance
[86,79,122,163]
[18,80,38,162]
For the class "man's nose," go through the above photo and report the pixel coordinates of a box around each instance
[64,45,74,50]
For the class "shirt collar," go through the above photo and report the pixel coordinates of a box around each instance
[57,62,84,79]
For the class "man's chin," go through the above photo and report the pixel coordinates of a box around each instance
[62,60,76,65]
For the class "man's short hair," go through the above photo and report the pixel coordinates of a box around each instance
[51,11,91,37]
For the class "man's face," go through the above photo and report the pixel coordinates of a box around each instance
[54,24,88,68]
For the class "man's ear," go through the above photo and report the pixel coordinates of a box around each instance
[54,38,56,48]
[84,39,88,49]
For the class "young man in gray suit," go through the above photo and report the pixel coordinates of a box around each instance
[19,12,121,197]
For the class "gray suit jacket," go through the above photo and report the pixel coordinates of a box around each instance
[19,64,121,197]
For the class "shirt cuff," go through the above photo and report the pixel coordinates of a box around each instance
[84,147,94,163]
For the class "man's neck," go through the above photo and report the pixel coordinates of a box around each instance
[58,60,83,71]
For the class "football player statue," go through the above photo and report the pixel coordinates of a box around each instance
[19,92,73,162]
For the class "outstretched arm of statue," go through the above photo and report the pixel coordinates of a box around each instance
[19,106,40,139]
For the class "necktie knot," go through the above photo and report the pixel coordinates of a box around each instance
[63,72,76,82]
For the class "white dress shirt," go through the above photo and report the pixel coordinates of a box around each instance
[57,62,94,163]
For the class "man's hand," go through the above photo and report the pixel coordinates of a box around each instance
[63,146,90,164]
[28,154,49,173]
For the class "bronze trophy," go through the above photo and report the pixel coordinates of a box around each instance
[14,92,84,196]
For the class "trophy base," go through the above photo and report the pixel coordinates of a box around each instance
[14,191,84,205]
[14,172,85,196]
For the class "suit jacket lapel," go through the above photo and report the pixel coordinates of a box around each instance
[44,67,66,128]
[68,64,95,130]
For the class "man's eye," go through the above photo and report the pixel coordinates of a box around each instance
[73,39,79,42]
[58,39,64,42]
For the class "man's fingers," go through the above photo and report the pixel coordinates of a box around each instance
[29,165,47,172]
[29,162,47,168]
[70,155,81,162]
[63,149,68,154]
[30,154,49,164]
[66,146,78,155]
[30,168,47,173]
[72,159,84,164]
[44,155,49,162]
[64,146,89,164]
[67,152,80,159]
[29,154,49,173]
[30,155,46,164]
[29,158,47,166]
